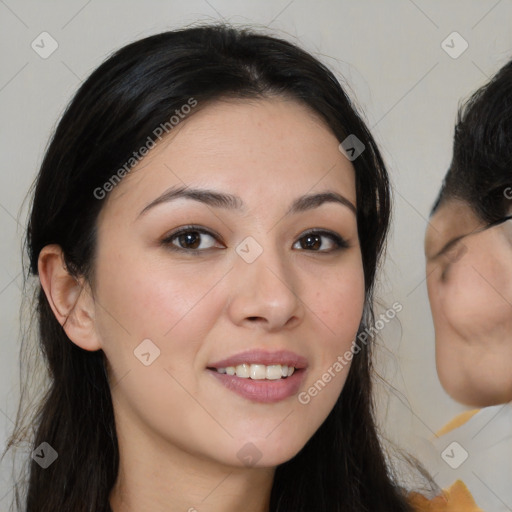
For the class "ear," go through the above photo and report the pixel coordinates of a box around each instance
[38,244,102,351]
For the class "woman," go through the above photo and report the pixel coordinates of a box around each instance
[5,23,421,511]
[424,58,512,511]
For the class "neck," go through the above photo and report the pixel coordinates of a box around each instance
[108,411,275,512]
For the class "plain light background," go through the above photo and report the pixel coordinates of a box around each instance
[1,0,511,506]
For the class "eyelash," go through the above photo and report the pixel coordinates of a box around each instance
[160,224,349,255]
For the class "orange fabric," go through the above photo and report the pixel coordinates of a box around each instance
[409,480,483,511]
[435,409,480,436]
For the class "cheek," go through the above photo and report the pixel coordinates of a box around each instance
[303,260,366,392]
[328,278,365,344]
[93,244,230,377]
[429,252,512,406]
[442,261,512,341]
[310,257,365,338]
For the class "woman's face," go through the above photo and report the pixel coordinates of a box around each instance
[425,199,512,406]
[91,98,365,469]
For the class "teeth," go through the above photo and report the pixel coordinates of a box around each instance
[235,364,250,378]
[215,364,296,379]
[266,365,283,380]
[250,364,266,380]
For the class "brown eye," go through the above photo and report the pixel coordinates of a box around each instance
[162,225,224,253]
[176,231,202,249]
[300,234,322,250]
[293,230,349,252]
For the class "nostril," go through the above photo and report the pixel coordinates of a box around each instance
[247,316,266,323]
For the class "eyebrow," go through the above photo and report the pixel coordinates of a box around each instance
[137,185,357,219]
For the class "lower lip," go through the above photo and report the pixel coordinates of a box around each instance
[208,369,306,403]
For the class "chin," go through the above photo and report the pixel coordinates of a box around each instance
[445,381,510,408]
[229,437,307,469]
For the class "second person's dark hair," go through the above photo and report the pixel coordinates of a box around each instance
[432,58,512,222]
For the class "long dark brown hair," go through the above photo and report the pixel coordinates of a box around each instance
[4,23,413,511]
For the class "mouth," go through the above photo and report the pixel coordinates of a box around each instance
[206,350,308,403]
[208,363,297,380]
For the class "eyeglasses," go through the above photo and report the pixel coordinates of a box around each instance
[431,214,512,263]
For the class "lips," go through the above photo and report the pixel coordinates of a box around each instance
[207,349,308,403]
[208,349,308,370]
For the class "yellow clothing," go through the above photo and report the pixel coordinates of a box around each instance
[435,409,480,437]
[409,480,483,511]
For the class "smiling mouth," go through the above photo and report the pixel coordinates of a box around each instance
[208,363,296,380]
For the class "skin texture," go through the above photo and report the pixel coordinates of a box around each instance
[38,98,365,512]
[425,199,512,407]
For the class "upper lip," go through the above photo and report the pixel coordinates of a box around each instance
[208,349,308,369]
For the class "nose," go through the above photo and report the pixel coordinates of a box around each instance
[226,242,305,332]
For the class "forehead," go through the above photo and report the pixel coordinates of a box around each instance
[105,97,357,216]
[425,199,483,259]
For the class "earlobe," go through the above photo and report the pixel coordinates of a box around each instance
[38,244,102,352]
